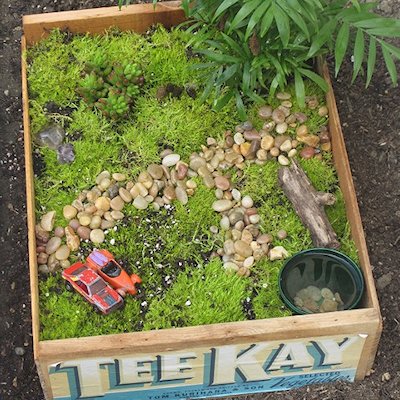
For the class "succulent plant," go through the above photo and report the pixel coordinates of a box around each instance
[77,59,144,121]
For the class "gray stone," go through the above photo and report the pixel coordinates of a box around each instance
[36,125,64,149]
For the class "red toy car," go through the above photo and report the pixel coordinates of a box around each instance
[62,262,124,314]
[86,249,142,297]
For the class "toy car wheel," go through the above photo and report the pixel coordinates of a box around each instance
[65,282,74,292]
[92,304,103,314]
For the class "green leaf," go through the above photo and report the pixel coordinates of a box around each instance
[220,32,245,57]
[200,72,217,103]
[308,19,337,57]
[196,49,240,64]
[294,69,305,108]
[382,45,398,86]
[181,0,191,16]
[335,22,350,77]
[366,28,400,37]
[279,2,310,39]
[380,41,400,60]
[215,64,239,86]
[230,0,261,32]
[366,36,376,87]
[245,0,271,40]
[298,68,329,92]
[214,89,235,111]
[213,0,240,21]
[242,62,251,93]
[273,3,290,47]
[235,92,247,121]
[351,28,365,83]
[260,8,274,37]
[350,0,361,12]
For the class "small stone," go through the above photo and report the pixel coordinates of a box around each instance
[381,372,391,382]
[237,267,251,277]
[320,299,338,312]
[60,260,71,269]
[176,161,188,180]
[270,147,280,157]
[272,108,286,124]
[96,171,110,185]
[36,125,64,149]
[40,211,56,232]
[110,196,124,211]
[212,200,233,212]
[38,264,50,274]
[308,98,319,109]
[269,246,289,261]
[87,189,100,203]
[63,205,77,220]
[241,195,253,209]
[112,173,126,182]
[276,92,291,100]
[298,134,320,147]
[77,226,91,240]
[334,292,344,306]
[257,234,273,244]
[278,155,290,166]
[35,224,49,242]
[95,197,111,212]
[160,149,173,158]
[55,245,70,261]
[303,298,319,313]
[281,100,292,108]
[15,347,25,356]
[249,214,260,224]
[65,226,80,251]
[318,106,329,117]
[147,164,164,180]
[101,220,115,230]
[162,153,180,167]
[133,196,148,210]
[321,142,331,152]
[214,176,230,191]
[279,139,292,153]
[99,177,111,191]
[258,105,273,119]
[319,131,330,144]
[210,226,219,234]
[220,216,230,230]
[234,132,245,145]
[321,287,334,299]
[256,149,268,161]
[37,253,48,264]
[376,272,393,290]
[276,122,288,134]
[241,229,253,244]
[90,229,105,244]
[78,214,91,227]
[57,143,75,164]
[242,121,253,130]
[54,226,65,238]
[288,149,297,158]
[111,211,124,220]
[277,229,287,240]
[45,237,61,255]
[307,285,322,302]
[231,189,241,201]
[164,186,176,201]
[243,256,255,268]
[234,240,253,258]
[296,125,308,137]
[90,215,102,229]
[175,187,188,205]
[186,180,197,189]
[224,262,239,273]
[119,188,132,203]
[300,146,315,159]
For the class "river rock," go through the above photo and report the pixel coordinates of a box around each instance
[175,187,188,205]
[147,164,163,180]
[261,135,274,151]
[164,185,176,201]
[234,240,253,258]
[63,205,77,220]
[95,197,111,211]
[118,187,132,203]
[189,156,206,171]
[241,195,253,208]
[112,173,126,182]
[280,139,292,153]
[243,256,254,268]
[258,105,273,119]
[90,215,102,229]
[65,226,80,251]
[77,226,91,240]
[37,253,48,264]
[36,125,64,149]
[214,176,230,191]
[276,122,288,134]
[45,237,61,255]
[40,211,56,232]
[78,214,91,226]
[55,245,70,261]
[133,196,148,210]
[269,246,289,261]
[54,226,64,238]
[276,92,291,100]
[110,196,124,211]
[320,299,338,312]
[212,200,233,212]
[111,210,124,220]
[278,155,290,166]
[224,262,239,273]
[220,216,230,230]
[272,109,286,124]
[298,134,320,148]
[90,229,105,244]
[162,153,180,167]
[176,162,188,180]
[300,146,315,159]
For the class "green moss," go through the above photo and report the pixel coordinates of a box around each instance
[143,258,248,330]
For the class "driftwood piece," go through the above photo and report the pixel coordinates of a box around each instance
[278,159,340,249]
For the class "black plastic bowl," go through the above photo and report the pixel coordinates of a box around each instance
[279,248,364,314]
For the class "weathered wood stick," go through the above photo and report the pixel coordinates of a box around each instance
[278,159,340,249]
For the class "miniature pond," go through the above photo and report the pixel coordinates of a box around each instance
[27,27,358,340]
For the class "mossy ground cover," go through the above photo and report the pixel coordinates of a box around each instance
[29,28,358,340]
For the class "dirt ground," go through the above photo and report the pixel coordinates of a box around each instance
[0,1,399,399]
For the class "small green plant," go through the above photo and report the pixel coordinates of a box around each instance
[120,0,400,118]
[78,58,144,120]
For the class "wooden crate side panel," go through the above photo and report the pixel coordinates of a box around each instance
[319,60,380,312]
[23,2,185,45]
[37,308,380,363]
[21,36,41,358]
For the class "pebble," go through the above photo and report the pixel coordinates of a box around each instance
[112,173,126,182]
[57,143,75,164]
[147,164,164,180]
[36,125,64,149]
[101,220,115,230]
[220,216,230,230]
[272,109,286,124]
[45,237,61,255]
[257,234,273,244]
[278,155,290,166]
[276,92,291,100]
[176,161,188,180]
[160,149,173,158]
[37,253,48,264]
[90,229,105,244]
[234,240,253,258]
[318,106,329,117]
[78,214,91,226]
[162,153,180,167]
[99,177,111,191]
[223,240,235,255]
[214,176,230,191]
[40,211,56,232]
[95,197,111,212]
[119,187,132,203]
[175,187,188,205]
[270,147,280,157]
[224,262,239,273]
[90,215,102,229]
[96,171,110,185]
[279,139,292,153]
[60,260,71,269]
[276,122,288,134]
[320,299,338,312]
[296,125,308,137]
[54,226,64,238]
[133,196,148,210]
[300,146,315,159]
[249,214,260,224]
[242,121,253,130]
[77,226,91,240]
[234,132,245,145]
[277,229,287,240]
[38,264,50,274]
[258,105,273,119]
[15,347,25,356]
[321,288,334,299]
[288,149,297,158]
[111,210,124,220]
[65,226,80,251]
[55,245,70,261]
[241,195,253,209]
[212,199,233,212]
[243,256,254,268]
[298,134,320,148]
[269,246,288,261]
[110,196,124,211]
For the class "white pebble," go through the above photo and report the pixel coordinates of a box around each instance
[241,195,253,208]
[278,155,290,166]
[232,189,241,201]
[234,132,245,145]
[162,153,180,167]
[220,216,230,230]
[243,256,254,268]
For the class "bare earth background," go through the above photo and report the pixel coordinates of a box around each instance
[0,1,399,399]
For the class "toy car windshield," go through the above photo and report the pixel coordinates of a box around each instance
[102,261,121,278]
[89,279,107,295]
[72,266,86,276]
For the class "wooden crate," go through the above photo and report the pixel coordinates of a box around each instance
[22,3,382,399]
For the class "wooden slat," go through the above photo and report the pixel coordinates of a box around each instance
[21,35,41,358]
[318,59,381,312]
[23,1,185,45]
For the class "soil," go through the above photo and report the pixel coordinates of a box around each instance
[0,1,399,399]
